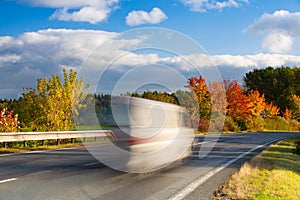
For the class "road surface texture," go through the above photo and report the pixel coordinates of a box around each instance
[0,132,299,200]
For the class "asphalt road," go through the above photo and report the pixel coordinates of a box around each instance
[0,132,299,200]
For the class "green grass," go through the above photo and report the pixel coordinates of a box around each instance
[214,136,300,200]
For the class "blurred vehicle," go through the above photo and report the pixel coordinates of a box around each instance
[88,96,195,173]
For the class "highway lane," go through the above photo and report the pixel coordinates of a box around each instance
[0,132,299,200]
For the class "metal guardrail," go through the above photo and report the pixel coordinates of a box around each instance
[0,130,113,148]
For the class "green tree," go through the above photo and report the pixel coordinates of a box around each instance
[243,66,300,113]
[136,90,179,105]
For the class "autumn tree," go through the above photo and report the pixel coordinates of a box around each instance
[264,102,279,118]
[291,94,300,120]
[247,90,265,117]
[0,108,19,132]
[208,81,226,132]
[16,69,90,131]
[186,76,211,131]
[283,108,293,120]
[225,80,252,130]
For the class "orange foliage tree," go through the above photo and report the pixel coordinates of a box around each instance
[224,80,253,130]
[264,102,280,117]
[187,76,211,131]
[283,108,292,120]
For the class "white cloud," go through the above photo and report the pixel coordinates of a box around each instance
[1,28,300,98]
[211,54,300,68]
[50,7,108,24]
[0,29,118,98]
[126,7,167,26]
[0,55,22,64]
[17,0,119,24]
[180,0,248,12]
[261,32,293,54]
[247,10,300,53]
[165,53,300,69]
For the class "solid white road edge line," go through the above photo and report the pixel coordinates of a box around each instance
[0,178,18,184]
[83,162,99,166]
[168,138,284,200]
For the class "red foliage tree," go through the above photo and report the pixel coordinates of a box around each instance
[0,108,19,132]
[225,80,253,122]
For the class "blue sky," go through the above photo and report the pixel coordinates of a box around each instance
[1,0,300,98]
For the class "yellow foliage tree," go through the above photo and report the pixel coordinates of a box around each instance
[291,94,300,120]
[19,69,90,131]
[248,90,266,117]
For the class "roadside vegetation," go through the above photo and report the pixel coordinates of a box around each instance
[0,66,300,149]
[214,136,300,200]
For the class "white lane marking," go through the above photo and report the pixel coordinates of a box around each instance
[83,162,99,166]
[168,138,284,200]
[25,150,47,154]
[193,139,219,146]
[25,170,52,177]
[0,178,18,184]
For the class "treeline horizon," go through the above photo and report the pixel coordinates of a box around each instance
[1,66,300,133]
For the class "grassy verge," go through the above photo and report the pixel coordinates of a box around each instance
[214,136,300,200]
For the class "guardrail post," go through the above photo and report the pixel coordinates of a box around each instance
[57,139,60,145]
[42,140,45,146]
[71,138,74,144]
[23,141,27,147]
[3,142,7,148]
[94,137,97,142]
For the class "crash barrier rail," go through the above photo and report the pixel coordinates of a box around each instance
[0,130,113,148]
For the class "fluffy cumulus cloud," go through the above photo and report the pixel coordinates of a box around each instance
[126,7,168,26]
[1,28,300,98]
[0,29,117,98]
[17,0,119,24]
[179,0,248,12]
[247,10,300,54]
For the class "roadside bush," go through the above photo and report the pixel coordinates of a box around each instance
[237,120,247,131]
[288,119,300,131]
[246,116,264,131]
[263,116,290,131]
[293,140,300,155]
[222,116,240,132]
